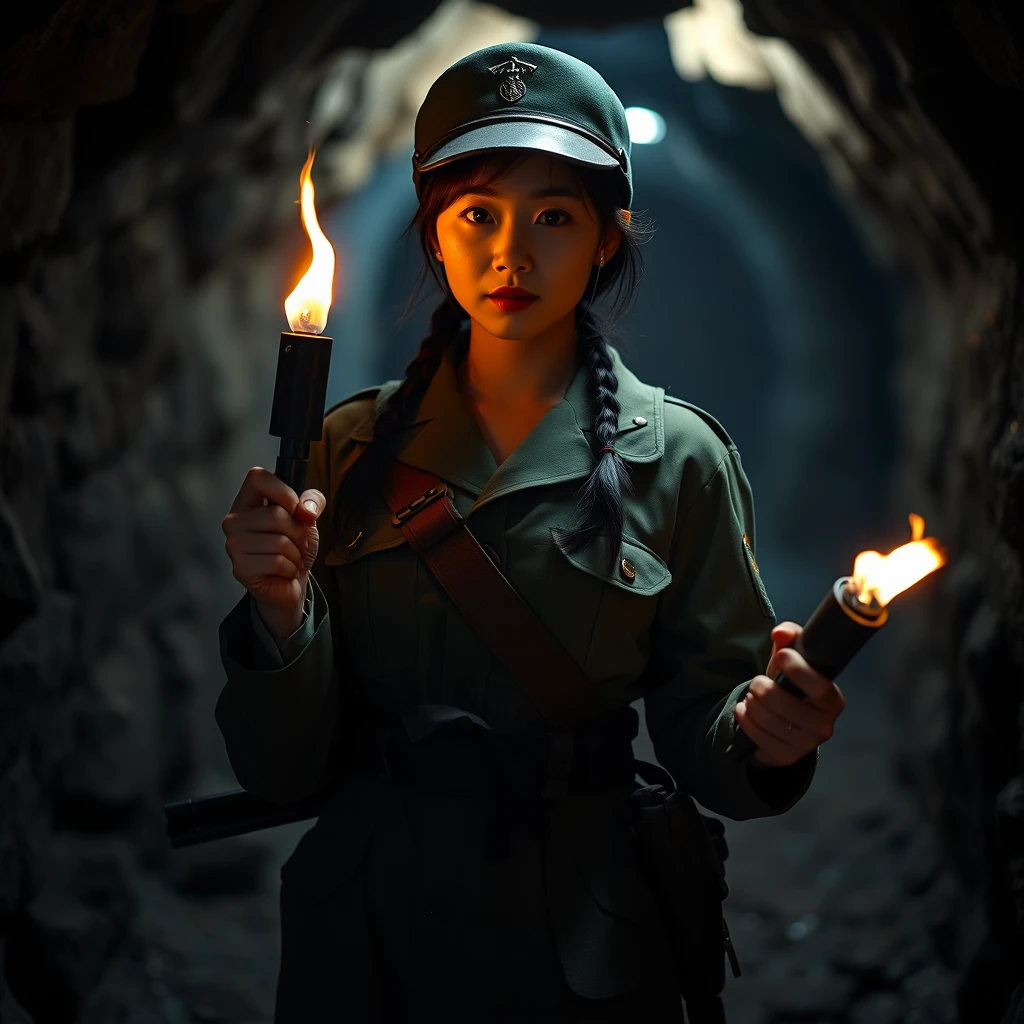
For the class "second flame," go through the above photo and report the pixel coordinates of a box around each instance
[284,150,335,335]
[851,513,946,607]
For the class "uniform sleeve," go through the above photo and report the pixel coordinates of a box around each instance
[249,581,316,666]
[213,426,345,806]
[643,446,818,821]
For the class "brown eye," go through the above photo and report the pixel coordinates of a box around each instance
[462,207,492,224]
[538,210,571,226]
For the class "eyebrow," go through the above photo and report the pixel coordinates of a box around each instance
[460,184,585,201]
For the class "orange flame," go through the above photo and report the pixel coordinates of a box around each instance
[284,150,335,334]
[850,514,946,608]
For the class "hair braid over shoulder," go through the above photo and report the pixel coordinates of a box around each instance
[332,299,463,547]
[552,309,634,574]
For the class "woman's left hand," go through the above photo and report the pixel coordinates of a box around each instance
[734,621,846,768]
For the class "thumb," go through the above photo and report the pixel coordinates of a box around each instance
[295,489,325,575]
[766,620,801,677]
[296,489,326,523]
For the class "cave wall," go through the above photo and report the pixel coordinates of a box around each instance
[0,0,1022,1020]
[734,1,1024,1018]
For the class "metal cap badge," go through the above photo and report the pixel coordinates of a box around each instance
[489,56,538,103]
[412,42,632,207]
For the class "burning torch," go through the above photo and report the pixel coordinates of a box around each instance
[163,151,337,849]
[274,149,335,496]
[726,514,946,761]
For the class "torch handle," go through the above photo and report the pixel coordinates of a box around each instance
[725,578,886,762]
[269,330,332,498]
[275,437,310,494]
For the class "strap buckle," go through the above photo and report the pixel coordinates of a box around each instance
[391,483,451,527]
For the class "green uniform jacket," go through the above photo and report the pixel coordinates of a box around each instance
[215,341,817,1014]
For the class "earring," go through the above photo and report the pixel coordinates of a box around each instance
[435,251,442,259]
[599,249,605,266]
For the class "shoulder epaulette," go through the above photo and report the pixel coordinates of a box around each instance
[663,393,736,449]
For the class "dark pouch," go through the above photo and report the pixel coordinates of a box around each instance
[628,759,740,1024]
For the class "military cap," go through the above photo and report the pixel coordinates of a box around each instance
[412,42,632,207]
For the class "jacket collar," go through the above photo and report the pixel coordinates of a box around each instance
[348,334,663,513]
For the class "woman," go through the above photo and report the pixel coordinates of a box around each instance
[216,42,845,1022]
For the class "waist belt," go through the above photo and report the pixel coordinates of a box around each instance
[342,703,640,801]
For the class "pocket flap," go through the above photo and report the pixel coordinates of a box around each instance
[551,530,672,597]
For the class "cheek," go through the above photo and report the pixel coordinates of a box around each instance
[441,227,487,271]
[441,249,485,307]
[543,239,594,300]
[546,228,596,270]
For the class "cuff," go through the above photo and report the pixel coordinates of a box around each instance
[745,750,819,808]
[249,581,316,666]
[700,680,818,820]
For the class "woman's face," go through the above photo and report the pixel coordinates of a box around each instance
[433,153,621,341]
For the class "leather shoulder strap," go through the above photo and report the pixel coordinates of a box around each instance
[381,460,604,726]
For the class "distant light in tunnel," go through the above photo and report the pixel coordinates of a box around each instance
[625,107,666,145]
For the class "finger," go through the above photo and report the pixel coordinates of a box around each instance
[239,503,309,548]
[733,701,802,767]
[738,693,817,763]
[771,621,801,644]
[230,467,299,514]
[745,679,834,744]
[295,488,326,524]
[766,621,801,676]
[773,649,845,714]
[247,574,304,606]
[301,521,320,571]
[237,532,304,568]
[235,554,301,584]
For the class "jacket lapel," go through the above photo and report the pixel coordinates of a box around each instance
[344,340,664,515]
[347,356,498,496]
[393,352,500,496]
[473,346,664,512]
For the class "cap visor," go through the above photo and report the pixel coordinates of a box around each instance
[419,120,620,174]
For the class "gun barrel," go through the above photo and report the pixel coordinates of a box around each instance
[164,789,327,848]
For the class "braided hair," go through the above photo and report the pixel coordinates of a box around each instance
[333,150,651,570]
[331,298,464,547]
[550,303,636,571]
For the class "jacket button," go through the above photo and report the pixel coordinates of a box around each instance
[633,416,648,427]
[620,558,636,580]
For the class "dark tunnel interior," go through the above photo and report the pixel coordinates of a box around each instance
[0,2,1022,1022]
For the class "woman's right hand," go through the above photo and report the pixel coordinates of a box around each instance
[222,467,326,628]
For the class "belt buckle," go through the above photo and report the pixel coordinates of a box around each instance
[391,483,452,527]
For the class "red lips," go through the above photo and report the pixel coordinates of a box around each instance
[488,286,537,298]
[487,285,537,312]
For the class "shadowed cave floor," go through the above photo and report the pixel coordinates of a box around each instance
[30,654,960,1024]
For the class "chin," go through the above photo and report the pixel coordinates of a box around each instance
[475,315,534,341]
[477,309,565,343]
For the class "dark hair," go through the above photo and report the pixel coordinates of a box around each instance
[332,150,652,572]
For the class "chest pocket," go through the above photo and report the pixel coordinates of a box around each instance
[552,530,672,596]
[547,529,672,685]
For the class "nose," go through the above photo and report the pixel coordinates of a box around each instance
[493,220,532,274]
